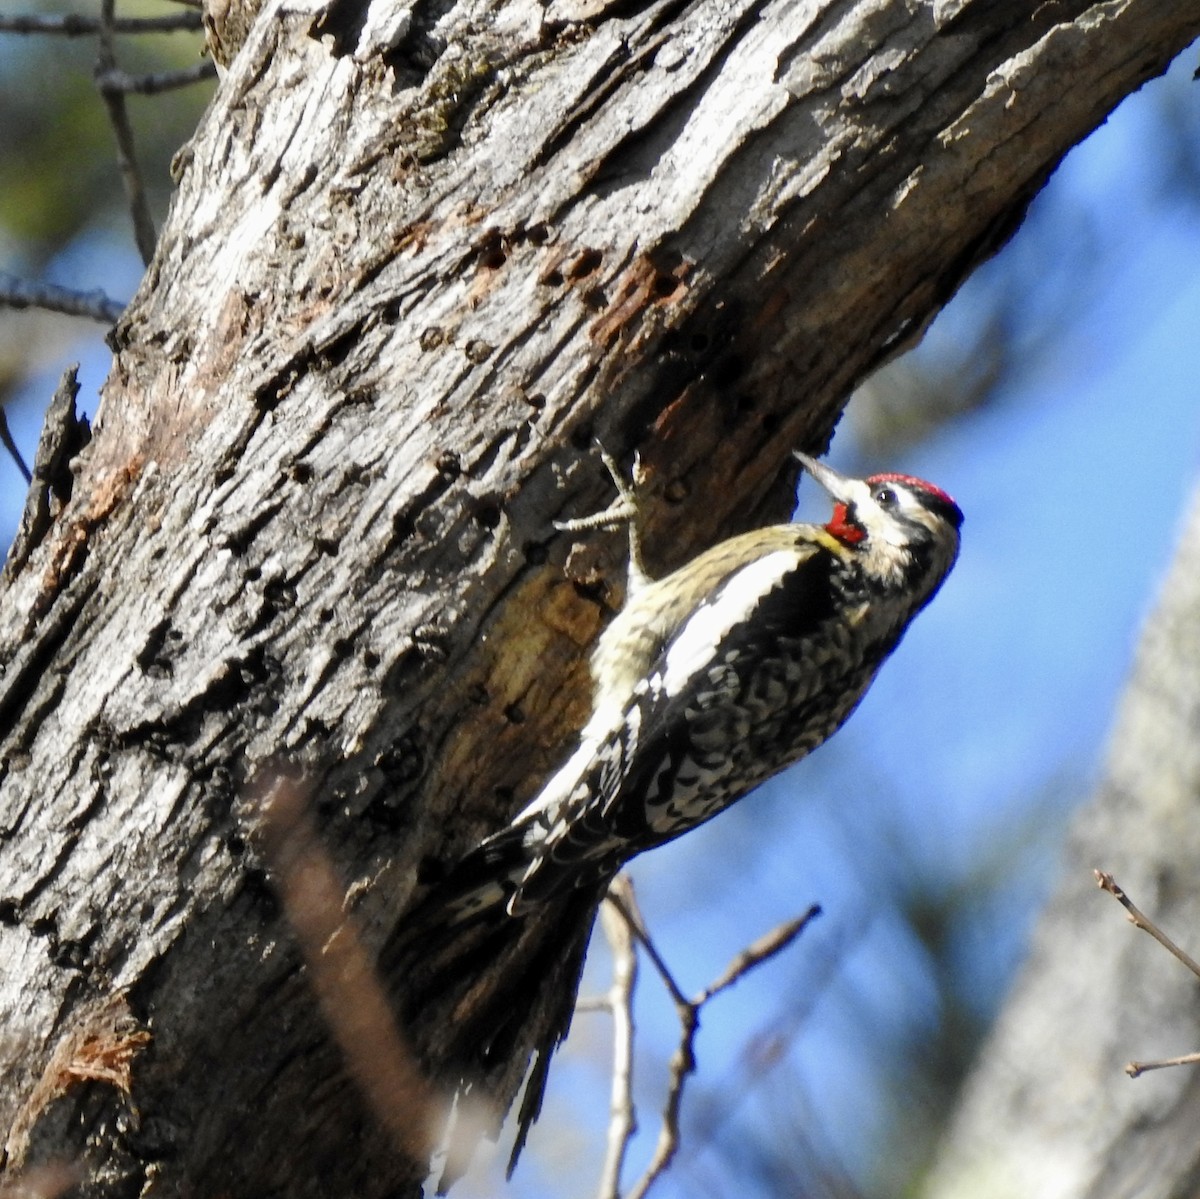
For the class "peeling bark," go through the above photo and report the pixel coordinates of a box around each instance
[2,1,1199,1195]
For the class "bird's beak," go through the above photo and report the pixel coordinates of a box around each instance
[793,452,856,504]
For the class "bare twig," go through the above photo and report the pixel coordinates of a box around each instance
[96,0,157,265]
[0,409,32,484]
[605,890,821,1199]
[606,890,687,1007]
[96,60,216,95]
[0,272,126,324]
[687,903,865,1158]
[574,996,613,1014]
[1096,870,1200,1080]
[596,877,639,1199]
[1127,1052,1200,1079]
[1095,870,1200,981]
[626,1007,695,1199]
[0,12,202,34]
[698,908,823,1005]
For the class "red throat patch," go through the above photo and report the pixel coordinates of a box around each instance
[826,502,865,544]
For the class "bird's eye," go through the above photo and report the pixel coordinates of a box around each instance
[874,485,898,508]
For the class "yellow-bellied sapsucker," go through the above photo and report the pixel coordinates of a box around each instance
[385,451,962,1167]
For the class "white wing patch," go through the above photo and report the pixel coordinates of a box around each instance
[512,739,598,823]
[660,550,797,698]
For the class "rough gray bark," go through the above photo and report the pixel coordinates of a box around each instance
[924,483,1200,1199]
[2,1,1199,1196]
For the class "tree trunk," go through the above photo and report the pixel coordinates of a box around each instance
[924,481,1200,1199]
[2,1,1198,1195]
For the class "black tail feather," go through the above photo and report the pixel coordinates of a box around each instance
[380,860,602,1182]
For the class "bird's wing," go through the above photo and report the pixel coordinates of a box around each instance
[511,540,847,908]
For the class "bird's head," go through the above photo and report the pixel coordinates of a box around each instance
[794,451,963,597]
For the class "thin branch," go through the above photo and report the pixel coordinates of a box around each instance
[606,890,688,1008]
[698,906,823,1005]
[0,272,126,324]
[0,409,32,484]
[1095,870,1200,981]
[0,12,203,34]
[96,0,157,265]
[574,996,613,1015]
[596,877,639,1199]
[605,892,821,1199]
[624,1005,696,1199]
[96,60,217,95]
[1096,871,1200,1081]
[1127,1052,1200,1079]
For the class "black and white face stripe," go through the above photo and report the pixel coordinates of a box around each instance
[798,453,962,556]
[839,478,947,549]
[867,473,963,530]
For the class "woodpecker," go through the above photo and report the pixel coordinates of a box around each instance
[386,450,962,1168]
[422,451,962,922]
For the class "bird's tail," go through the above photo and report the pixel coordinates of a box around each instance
[380,838,602,1178]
